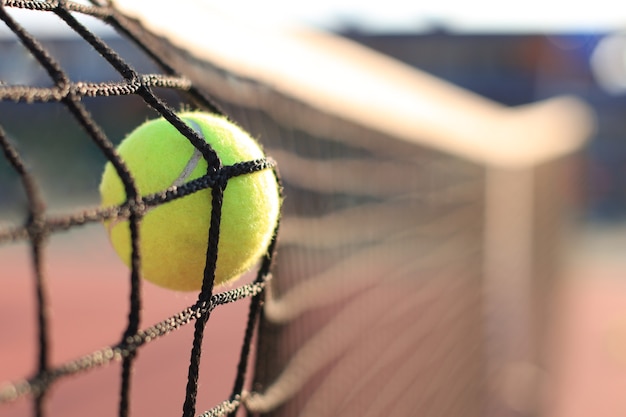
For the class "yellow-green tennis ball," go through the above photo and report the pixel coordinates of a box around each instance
[99,112,280,291]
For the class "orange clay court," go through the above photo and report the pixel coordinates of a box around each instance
[1,224,626,417]
[0,227,255,416]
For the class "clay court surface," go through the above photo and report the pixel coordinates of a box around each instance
[0,224,254,416]
[1,223,625,416]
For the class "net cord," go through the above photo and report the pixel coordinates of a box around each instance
[0,1,281,416]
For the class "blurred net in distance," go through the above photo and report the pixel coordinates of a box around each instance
[0,1,278,417]
[0,1,595,417]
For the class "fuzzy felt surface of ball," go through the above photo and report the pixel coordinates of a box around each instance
[99,112,280,291]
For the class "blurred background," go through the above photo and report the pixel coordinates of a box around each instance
[1,2,626,417]
[2,2,626,222]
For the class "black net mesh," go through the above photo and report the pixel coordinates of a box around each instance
[0,2,573,417]
[0,1,279,416]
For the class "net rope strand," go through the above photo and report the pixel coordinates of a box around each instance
[182,176,225,417]
[228,171,282,417]
[0,1,280,416]
[0,281,267,403]
[0,123,50,417]
[0,74,194,102]
[0,159,275,245]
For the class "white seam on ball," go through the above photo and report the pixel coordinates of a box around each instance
[172,118,204,187]
[108,118,206,232]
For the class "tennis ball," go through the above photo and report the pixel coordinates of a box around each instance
[99,112,280,291]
